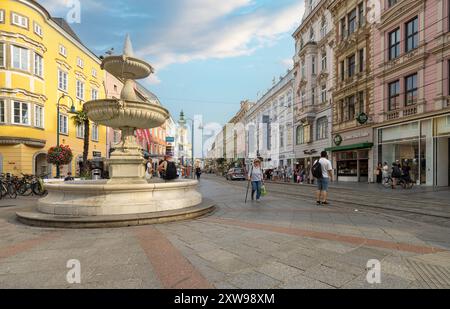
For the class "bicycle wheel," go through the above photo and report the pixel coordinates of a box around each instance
[18,183,32,196]
[8,184,17,199]
[0,183,7,198]
[382,177,391,188]
[32,183,46,196]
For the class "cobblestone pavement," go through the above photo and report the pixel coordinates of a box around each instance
[0,175,449,289]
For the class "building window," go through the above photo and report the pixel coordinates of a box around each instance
[287,93,292,107]
[59,114,68,134]
[34,53,43,77]
[91,88,98,100]
[92,123,99,141]
[358,49,364,72]
[34,105,44,128]
[316,117,328,140]
[301,60,305,78]
[340,17,346,40]
[388,0,398,8]
[311,87,315,105]
[301,91,306,106]
[309,27,314,42]
[0,100,5,123]
[0,10,4,23]
[405,17,418,52]
[405,73,418,106]
[321,52,327,71]
[388,80,400,110]
[92,68,97,77]
[348,54,356,77]
[358,91,365,113]
[76,124,85,139]
[58,70,68,92]
[12,45,29,71]
[77,57,84,68]
[33,22,43,36]
[358,2,365,27]
[279,127,284,147]
[11,13,28,28]
[0,43,5,67]
[76,80,84,100]
[320,17,327,38]
[296,125,304,145]
[311,56,316,74]
[340,60,345,80]
[12,101,30,125]
[59,44,67,57]
[321,84,327,103]
[348,8,357,35]
[389,28,400,60]
[345,95,355,121]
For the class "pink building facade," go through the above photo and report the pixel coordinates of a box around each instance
[372,0,450,186]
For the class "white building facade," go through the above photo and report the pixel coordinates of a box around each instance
[245,70,295,170]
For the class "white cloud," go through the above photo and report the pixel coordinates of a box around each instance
[137,0,304,71]
[280,58,293,69]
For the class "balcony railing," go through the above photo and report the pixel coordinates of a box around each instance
[384,101,425,121]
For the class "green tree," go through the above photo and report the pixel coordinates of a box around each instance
[71,107,90,177]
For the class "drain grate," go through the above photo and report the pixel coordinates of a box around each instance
[406,259,450,289]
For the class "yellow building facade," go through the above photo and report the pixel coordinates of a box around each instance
[0,0,106,177]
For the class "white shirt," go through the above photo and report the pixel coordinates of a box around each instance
[316,157,332,179]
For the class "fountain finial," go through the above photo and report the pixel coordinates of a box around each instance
[123,34,134,57]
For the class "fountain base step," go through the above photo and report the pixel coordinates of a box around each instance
[16,199,215,228]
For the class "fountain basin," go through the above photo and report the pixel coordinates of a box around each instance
[35,179,202,216]
[83,99,169,129]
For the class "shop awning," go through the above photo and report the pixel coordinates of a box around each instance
[325,142,373,152]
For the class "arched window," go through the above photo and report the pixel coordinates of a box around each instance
[316,116,328,140]
[296,126,304,145]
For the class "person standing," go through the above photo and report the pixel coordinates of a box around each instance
[391,162,402,189]
[195,166,202,180]
[375,162,382,183]
[248,159,264,202]
[313,151,333,205]
[145,158,153,181]
[382,162,389,181]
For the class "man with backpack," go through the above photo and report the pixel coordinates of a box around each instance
[312,151,333,205]
[158,155,178,181]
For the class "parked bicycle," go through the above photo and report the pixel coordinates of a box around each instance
[0,173,18,199]
[17,173,47,196]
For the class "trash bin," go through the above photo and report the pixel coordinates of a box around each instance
[91,168,102,180]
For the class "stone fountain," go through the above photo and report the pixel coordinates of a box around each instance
[16,36,214,228]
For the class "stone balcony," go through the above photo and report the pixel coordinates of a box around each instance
[384,101,426,121]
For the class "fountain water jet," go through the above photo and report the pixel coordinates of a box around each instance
[16,36,214,228]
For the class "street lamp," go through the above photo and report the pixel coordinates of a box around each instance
[198,124,204,161]
[184,117,195,179]
[56,94,76,178]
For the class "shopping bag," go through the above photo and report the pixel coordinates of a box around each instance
[261,185,267,196]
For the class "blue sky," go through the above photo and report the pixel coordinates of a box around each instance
[40,0,304,125]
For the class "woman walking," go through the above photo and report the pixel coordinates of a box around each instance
[248,159,264,202]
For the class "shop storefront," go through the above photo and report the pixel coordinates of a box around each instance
[326,127,373,182]
[375,114,450,186]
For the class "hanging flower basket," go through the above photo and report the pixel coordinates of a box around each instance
[47,145,73,165]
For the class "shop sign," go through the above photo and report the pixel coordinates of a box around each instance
[93,151,101,157]
[356,112,368,124]
[333,134,343,146]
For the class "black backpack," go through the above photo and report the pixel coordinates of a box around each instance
[164,161,178,180]
[312,160,323,179]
